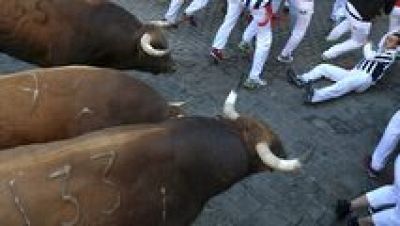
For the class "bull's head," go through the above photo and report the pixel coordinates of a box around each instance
[222,91,301,173]
[137,25,176,74]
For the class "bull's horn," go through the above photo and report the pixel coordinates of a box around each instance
[168,101,186,107]
[256,142,301,172]
[223,90,239,120]
[140,33,169,57]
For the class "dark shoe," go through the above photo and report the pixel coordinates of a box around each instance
[183,13,197,27]
[303,83,315,104]
[287,68,306,88]
[277,54,294,63]
[336,199,351,220]
[363,155,381,179]
[210,48,224,63]
[347,216,359,226]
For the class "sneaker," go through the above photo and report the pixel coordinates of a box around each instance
[336,199,351,220]
[286,68,306,88]
[210,48,224,63]
[243,78,267,90]
[238,41,252,54]
[363,155,381,179]
[277,54,294,63]
[347,216,359,226]
[183,13,197,27]
[303,83,315,104]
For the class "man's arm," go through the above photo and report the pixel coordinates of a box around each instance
[363,42,377,60]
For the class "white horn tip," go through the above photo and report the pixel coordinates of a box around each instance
[290,160,302,170]
[169,101,186,107]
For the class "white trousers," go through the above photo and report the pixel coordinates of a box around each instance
[323,5,371,59]
[390,6,400,33]
[371,110,400,171]
[243,7,273,80]
[212,0,243,50]
[165,0,210,23]
[280,1,314,57]
[300,64,373,103]
[271,0,283,13]
[331,0,347,21]
[367,156,400,226]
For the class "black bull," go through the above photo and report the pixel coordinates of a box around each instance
[0,0,175,73]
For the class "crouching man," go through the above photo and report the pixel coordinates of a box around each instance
[287,33,400,104]
[335,155,400,225]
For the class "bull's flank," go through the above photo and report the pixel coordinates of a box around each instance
[0,66,177,149]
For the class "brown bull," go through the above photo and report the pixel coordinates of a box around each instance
[0,0,174,73]
[0,91,301,226]
[0,66,180,149]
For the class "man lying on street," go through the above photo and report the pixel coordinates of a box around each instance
[287,33,400,104]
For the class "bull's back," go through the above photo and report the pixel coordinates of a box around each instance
[0,0,78,65]
[0,0,142,67]
[0,66,168,149]
[0,119,248,226]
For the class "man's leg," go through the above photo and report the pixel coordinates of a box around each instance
[331,0,347,22]
[368,156,400,225]
[243,7,272,87]
[185,0,210,16]
[212,0,243,50]
[326,18,351,42]
[248,22,272,81]
[323,16,371,59]
[371,110,400,172]
[310,71,372,103]
[337,157,400,224]
[271,0,283,14]
[242,19,258,44]
[279,2,313,58]
[389,6,400,33]
[299,64,349,83]
[165,0,184,23]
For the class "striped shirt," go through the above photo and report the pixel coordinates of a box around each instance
[354,44,397,82]
[241,0,270,9]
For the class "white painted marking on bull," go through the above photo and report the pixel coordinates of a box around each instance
[49,165,80,226]
[90,151,121,215]
[168,101,186,107]
[75,107,94,119]
[19,72,40,115]
[161,186,167,222]
[30,73,39,109]
[9,179,31,226]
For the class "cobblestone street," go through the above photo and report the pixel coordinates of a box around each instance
[1,0,399,225]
